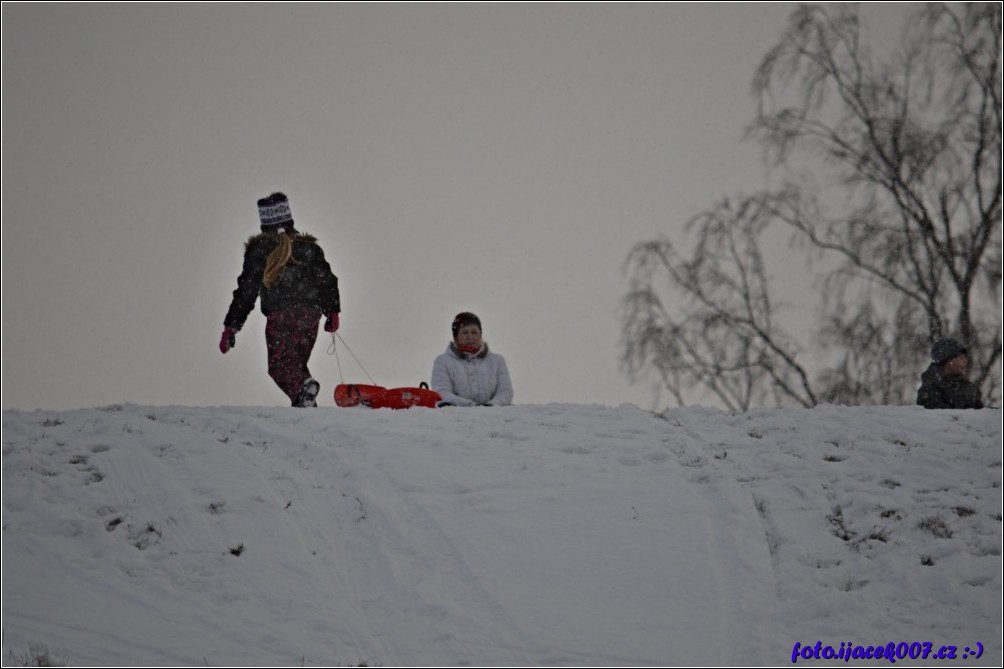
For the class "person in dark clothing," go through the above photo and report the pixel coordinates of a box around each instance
[917,338,984,410]
[220,192,341,407]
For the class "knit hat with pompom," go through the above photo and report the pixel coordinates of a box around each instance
[257,192,295,232]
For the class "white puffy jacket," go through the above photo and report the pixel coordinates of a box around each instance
[431,343,513,407]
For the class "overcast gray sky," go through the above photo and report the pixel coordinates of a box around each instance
[1,3,917,411]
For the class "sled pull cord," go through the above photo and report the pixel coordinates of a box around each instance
[328,332,377,386]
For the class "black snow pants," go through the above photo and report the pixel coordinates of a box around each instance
[265,304,321,405]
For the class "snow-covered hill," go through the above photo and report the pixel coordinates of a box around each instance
[2,403,1000,666]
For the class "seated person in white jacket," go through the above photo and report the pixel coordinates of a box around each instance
[431,312,513,407]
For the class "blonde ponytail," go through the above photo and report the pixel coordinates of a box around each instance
[263,231,294,288]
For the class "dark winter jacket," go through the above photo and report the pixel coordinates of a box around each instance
[224,232,340,330]
[916,364,983,410]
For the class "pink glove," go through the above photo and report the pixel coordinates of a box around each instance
[219,327,237,354]
[324,312,340,333]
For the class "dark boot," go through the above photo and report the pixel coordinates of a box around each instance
[295,377,320,408]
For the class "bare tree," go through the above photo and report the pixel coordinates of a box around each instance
[622,3,1001,409]
[622,195,818,411]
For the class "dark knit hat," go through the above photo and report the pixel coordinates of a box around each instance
[257,192,294,231]
[452,312,482,339]
[931,338,967,366]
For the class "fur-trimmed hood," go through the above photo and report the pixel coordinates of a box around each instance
[245,231,318,250]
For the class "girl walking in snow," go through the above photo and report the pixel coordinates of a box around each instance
[431,312,513,407]
[220,192,341,407]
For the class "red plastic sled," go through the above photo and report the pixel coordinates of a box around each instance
[369,386,441,409]
[335,383,441,409]
[334,384,387,408]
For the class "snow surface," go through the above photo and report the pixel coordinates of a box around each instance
[2,402,1000,667]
